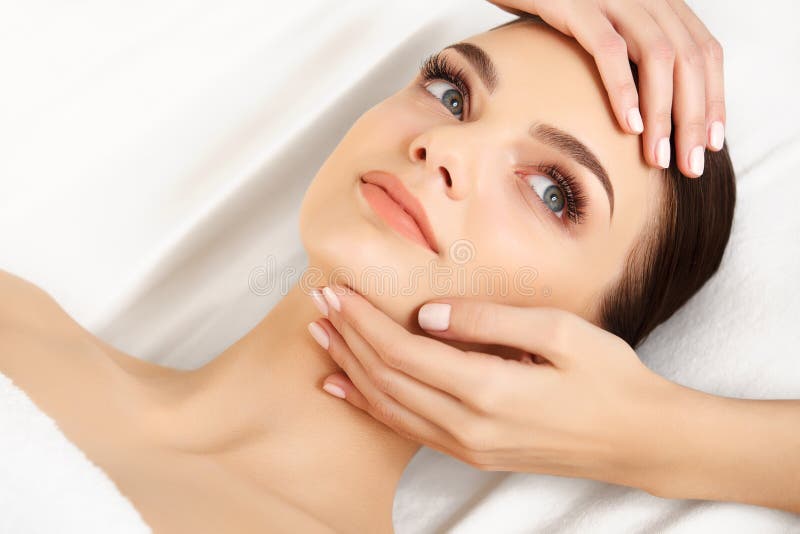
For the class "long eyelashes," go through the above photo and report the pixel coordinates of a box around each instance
[417,53,587,225]
[530,163,588,225]
[419,53,471,119]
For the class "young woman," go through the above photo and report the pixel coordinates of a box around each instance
[0,14,735,534]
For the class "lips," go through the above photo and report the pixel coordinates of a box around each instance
[359,170,439,254]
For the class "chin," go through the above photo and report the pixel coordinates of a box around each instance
[299,188,430,332]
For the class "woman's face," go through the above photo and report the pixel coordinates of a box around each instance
[299,20,662,334]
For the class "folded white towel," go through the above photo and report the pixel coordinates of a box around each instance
[2,0,799,532]
[0,371,151,534]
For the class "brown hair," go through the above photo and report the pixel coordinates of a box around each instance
[493,14,737,348]
[599,100,736,348]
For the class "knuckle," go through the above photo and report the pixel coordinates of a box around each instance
[645,37,675,63]
[595,31,627,56]
[373,398,400,427]
[679,43,705,70]
[377,341,407,372]
[455,420,493,452]
[381,340,405,370]
[681,118,708,138]
[373,368,396,396]
[605,332,633,359]
[615,79,638,101]
[702,36,724,62]
[343,310,362,332]
[471,383,500,414]
[651,109,673,128]
[453,423,476,449]
[463,302,496,338]
[461,449,491,470]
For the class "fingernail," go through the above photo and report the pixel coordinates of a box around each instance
[689,145,705,176]
[626,107,644,134]
[418,303,451,331]
[709,121,725,150]
[655,137,670,169]
[323,382,346,399]
[307,321,329,349]
[310,289,328,317]
[322,286,341,312]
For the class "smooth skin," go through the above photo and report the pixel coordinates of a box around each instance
[313,0,799,516]
[314,286,800,515]
[490,0,727,177]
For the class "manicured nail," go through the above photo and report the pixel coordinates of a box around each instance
[307,321,329,349]
[322,286,341,312]
[323,382,346,399]
[626,107,644,134]
[418,303,451,331]
[709,121,725,150]
[689,145,705,176]
[655,137,670,169]
[310,289,328,317]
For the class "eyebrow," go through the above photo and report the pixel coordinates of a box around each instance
[444,42,498,95]
[446,41,614,218]
[530,123,615,217]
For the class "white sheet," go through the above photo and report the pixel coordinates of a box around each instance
[0,372,150,533]
[1,1,798,532]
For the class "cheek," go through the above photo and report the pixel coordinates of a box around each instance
[455,185,598,312]
[298,95,444,325]
[300,90,438,261]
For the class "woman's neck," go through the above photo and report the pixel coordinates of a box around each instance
[137,281,421,532]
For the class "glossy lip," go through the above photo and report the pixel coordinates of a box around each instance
[359,170,439,254]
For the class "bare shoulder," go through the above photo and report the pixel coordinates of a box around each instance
[0,269,168,383]
[0,268,55,305]
[0,269,89,337]
[0,269,106,377]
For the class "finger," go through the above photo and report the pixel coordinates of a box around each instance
[417,300,598,371]
[312,318,466,450]
[564,4,643,135]
[484,0,533,19]
[321,372,371,411]
[319,284,504,404]
[323,371,471,459]
[604,3,675,169]
[644,0,707,178]
[320,311,482,436]
[667,0,725,151]
[485,0,573,35]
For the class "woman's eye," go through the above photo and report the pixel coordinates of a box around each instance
[424,81,464,120]
[527,174,565,218]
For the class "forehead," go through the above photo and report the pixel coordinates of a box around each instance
[455,21,662,261]
[464,21,618,146]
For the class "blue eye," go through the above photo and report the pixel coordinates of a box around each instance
[424,81,465,120]
[527,174,566,218]
[517,164,587,225]
[418,52,471,121]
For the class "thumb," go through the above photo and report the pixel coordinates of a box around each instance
[416,299,579,369]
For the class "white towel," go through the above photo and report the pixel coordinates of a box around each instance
[394,2,800,529]
[0,371,150,533]
[1,1,799,532]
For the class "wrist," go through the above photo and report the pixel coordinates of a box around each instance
[604,368,800,514]
[605,370,705,497]
[637,380,719,499]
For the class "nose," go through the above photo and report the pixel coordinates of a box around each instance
[408,131,472,201]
